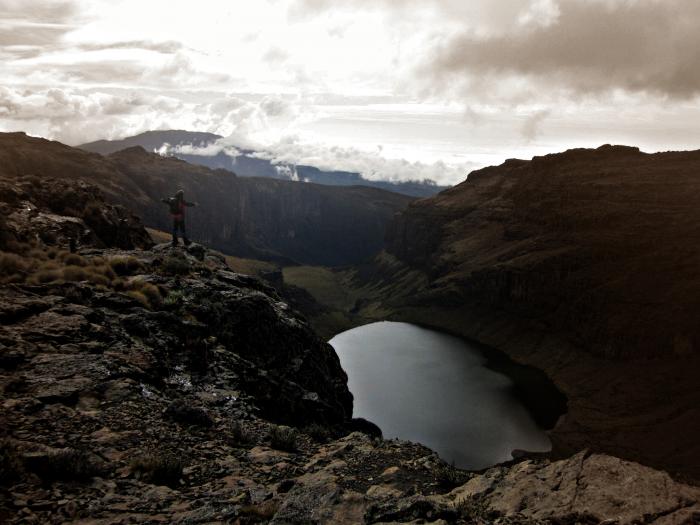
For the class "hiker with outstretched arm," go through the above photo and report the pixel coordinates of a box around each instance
[161,189,197,246]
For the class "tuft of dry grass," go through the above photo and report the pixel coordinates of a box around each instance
[109,255,143,276]
[434,460,469,490]
[0,252,28,275]
[138,282,162,308]
[0,440,23,486]
[27,268,62,285]
[125,278,162,309]
[94,264,117,281]
[60,253,87,267]
[61,265,88,282]
[230,421,255,447]
[269,426,297,452]
[130,454,184,487]
[238,501,279,521]
[127,290,151,309]
[162,255,190,276]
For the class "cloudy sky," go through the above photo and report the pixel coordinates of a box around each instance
[2,0,700,184]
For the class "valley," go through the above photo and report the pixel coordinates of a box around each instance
[280,145,700,483]
[5,2,700,522]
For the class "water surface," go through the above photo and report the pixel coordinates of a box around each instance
[330,321,552,470]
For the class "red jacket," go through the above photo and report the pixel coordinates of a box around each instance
[162,197,195,220]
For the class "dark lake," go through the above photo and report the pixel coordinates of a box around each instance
[330,321,554,470]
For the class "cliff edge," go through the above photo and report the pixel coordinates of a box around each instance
[352,145,700,481]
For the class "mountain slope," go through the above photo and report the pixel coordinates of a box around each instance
[79,130,448,197]
[352,145,700,480]
[0,132,413,265]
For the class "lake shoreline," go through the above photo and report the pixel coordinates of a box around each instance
[330,321,563,470]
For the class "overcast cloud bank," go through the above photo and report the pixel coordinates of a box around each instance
[2,0,700,184]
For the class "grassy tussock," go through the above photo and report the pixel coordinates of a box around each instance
[238,501,279,521]
[230,421,255,447]
[0,440,23,486]
[434,460,469,490]
[0,248,163,309]
[303,423,331,443]
[123,278,162,309]
[109,256,143,276]
[162,255,190,276]
[35,448,103,482]
[269,426,297,452]
[130,454,184,487]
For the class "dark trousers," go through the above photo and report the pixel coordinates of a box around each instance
[172,218,189,245]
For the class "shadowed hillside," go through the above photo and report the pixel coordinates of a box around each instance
[344,145,700,480]
[0,132,413,266]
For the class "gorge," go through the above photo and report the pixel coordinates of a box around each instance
[290,144,700,483]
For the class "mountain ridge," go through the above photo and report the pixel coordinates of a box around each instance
[78,130,449,198]
[342,143,700,481]
[0,132,413,266]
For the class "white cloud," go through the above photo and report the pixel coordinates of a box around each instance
[420,0,700,100]
[176,133,474,186]
[3,0,700,186]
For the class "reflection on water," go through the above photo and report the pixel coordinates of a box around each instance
[330,321,551,470]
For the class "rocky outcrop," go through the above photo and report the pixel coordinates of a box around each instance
[355,145,700,481]
[0,174,353,425]
[0,175,152,252]
[0,132,413,266]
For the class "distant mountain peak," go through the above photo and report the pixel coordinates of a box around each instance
[112,145,150,156]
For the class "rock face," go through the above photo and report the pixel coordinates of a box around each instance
[1,165,699,524]
[357,145,700,480]
[0,178,352,426]
[0,175,153,252]
[0,132,413,265]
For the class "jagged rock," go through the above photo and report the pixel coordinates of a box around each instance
[348,417,383,438]
[0,175,152,251]
[446,451,700,524]
[364,497,457,524]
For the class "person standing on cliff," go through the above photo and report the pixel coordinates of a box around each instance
[162,189,197,246]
